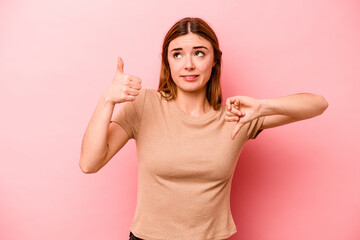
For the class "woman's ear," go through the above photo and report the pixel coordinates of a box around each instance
[212,61,216,68]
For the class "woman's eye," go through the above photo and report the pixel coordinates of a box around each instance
[195,51,205,57]
[173,52,181,59]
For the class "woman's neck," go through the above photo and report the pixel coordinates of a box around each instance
[174,88,212,117]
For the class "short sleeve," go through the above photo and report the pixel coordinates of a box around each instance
[247,116,265,140]
[110,88,147,139]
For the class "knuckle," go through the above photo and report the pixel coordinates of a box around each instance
[124,75,131,83]
[120,92,126,99]
[133,83,140,90]
[120,85,127,93]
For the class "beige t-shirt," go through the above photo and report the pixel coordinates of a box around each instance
[111,88,264,240]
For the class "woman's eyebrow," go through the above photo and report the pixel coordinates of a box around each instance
[170,46,209,52]
[193,46,208,50]
[170,48,182,52]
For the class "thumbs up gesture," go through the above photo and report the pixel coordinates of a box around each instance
[103,57,142,104]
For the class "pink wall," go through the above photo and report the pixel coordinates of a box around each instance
[1,0,359,239]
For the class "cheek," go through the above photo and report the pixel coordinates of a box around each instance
[199,55,214,70]
[200,60,214,75]
[168,62,181,82]
[168,59,179,73]
[203,61,214,83]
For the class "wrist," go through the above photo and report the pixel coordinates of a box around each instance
[259,98,286,117]
[259,99,270,117]
[100,92,116,107]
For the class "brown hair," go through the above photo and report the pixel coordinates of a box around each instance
[157,17,223,110]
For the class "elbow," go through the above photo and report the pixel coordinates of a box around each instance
[318,95,329,115]
[79,158,100,174]
[79,148,108,174]
[80,166,98,174]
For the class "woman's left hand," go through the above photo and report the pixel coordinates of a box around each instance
[225,96,262,139]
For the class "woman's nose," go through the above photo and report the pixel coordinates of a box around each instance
[184,55,195,70]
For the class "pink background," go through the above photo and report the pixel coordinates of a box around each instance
[1,0,359,239]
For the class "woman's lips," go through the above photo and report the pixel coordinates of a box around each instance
[181,75,199,81]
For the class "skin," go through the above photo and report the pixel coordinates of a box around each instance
[225,93,328,139]
[167,33,329,139]
[80,33,328,173]
[79,57,142,173]
[167,33,215,117]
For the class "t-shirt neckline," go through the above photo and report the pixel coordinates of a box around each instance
[168,99,218,122]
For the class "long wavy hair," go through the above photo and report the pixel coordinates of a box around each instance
[158,17,223,110]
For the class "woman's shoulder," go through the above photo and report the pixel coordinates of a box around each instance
[140,88,157,99]
[142,88,170,102]
[142,88,156,95]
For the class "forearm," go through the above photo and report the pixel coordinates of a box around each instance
[80,94,115,172]
[259,93,328,120]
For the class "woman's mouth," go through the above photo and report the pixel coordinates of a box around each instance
[181,75,199,81]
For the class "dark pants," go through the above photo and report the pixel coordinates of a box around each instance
[129,232,144,240]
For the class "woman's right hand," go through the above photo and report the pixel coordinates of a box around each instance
[102,57,142,105]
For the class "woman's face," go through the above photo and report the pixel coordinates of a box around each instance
[167,33,215,94]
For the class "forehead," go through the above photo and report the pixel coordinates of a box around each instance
[168,33,212,49]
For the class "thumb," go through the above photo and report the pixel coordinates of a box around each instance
[117,57,124,73]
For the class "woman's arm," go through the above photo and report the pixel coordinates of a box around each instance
[258,93,328,129]
[79,96,121,173]
[225,93,328,139]
[79,57,142,173]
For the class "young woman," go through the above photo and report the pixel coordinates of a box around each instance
[80,17,328,240]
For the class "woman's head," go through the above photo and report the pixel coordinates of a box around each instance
[158,17,223,110]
